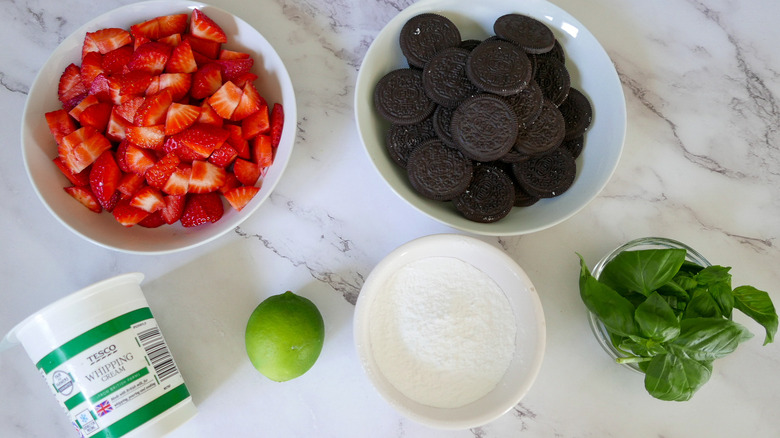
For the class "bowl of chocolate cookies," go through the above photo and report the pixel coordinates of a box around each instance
[355,0,626,235]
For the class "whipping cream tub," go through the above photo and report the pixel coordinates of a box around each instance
[7,273,196,437]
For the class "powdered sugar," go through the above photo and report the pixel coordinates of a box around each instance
[368,256,517,408]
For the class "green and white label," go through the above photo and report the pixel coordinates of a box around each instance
[38,308,190,437]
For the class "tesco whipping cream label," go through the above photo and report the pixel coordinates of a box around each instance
[36,308,189,438]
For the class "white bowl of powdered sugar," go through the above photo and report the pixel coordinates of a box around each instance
[353,234,546,429]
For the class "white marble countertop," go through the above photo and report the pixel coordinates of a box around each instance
[2,0,779,436]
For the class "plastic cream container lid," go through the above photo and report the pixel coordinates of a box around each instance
[8,273,196,437]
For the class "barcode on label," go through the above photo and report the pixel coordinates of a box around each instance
[137,327,179,382]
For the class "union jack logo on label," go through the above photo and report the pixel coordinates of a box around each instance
[95,400,112,417]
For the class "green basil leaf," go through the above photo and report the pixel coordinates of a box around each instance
[709,281,734,319]
[671,318,753,361]
[644,352,712,401]
[600,249,686,296]
[635,292,680,342]
[683,288,723,319]
[678,260,705,274]
[694,265,732,285]
[657,280,690,301]
[733,285,778,345]
[672,273,698,292]
[578,254,639,337]
[621,336,667,357]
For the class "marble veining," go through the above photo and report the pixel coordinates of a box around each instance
[1,0,779,437]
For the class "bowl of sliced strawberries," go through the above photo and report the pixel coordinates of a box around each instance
[21,1,296,254]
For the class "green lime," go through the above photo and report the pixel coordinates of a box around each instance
[245,291,325,382]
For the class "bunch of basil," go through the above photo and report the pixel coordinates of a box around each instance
[578,248,777,401]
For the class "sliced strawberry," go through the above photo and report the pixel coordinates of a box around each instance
[45,109,77,145]
[83,28,132,57]
[166,40,198,73]
[89,150,122,210]
[164,135,206,162]
[134,89,173,126]
[241,99,270,139]
[123,143,157,175]
[190,62,222,99]
[252,134,274,167]
[129,17,159,40]
[188,160,226,193]
[106,108,133,142]
[180,192,224,227]
[177,123,229,157]
[232,72,259,88]
[231,81,263,121]
[183,34,221,59]
[128,41,172,75]
[87,73,112,102]
[216,58,253,83]
[64,186,102,213]
[112,200,149,227]
[138,210,166,228]
[59,125,92,159]
[157,14,188,38]
[155,73,192,101]
[68,94,99,121]
[219,171,241,194]
[130,185,165,212]
[63,127,112,174]
[190,9,228,43]
[54,156,90,186]
[58,63,88,110]
[208,81,242,119]
[164,102,200,135]
[145,152,180,188]
[79,102,113,133]
[116,172,146,199]
[116,71,154,97]
[102,45,134,75]
[225,125,250,159]
[134,34,152,51]
[115,96,145,122]
[160,194,186,224]
[218,49,250,60]
[270,103,284,148]
[233,158,262,186]
[197,100,224,127]
[162,164,191,195]
[224,185,260,211]
[208,143,238,168]
[127,125,165,149]
[80,51,104,89]
[158,33,182,47]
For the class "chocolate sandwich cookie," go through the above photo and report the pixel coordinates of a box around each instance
[385,117,437,168]
[453,165,516,223]
[562,135,585,159]
[406,139,474,201]
[399,13,461,69]
[493,14,556,54]
[466,39,532,96]
[499,148,527,164]
[512,147,576,198]
[451,94,519,162]
[423,47,479,108]
[558,87,593,140]
[432,105,456,146]
[514,98,565,156]
[534,39,565,64]
[459,39,482,51]
[513,182,540,207]
[374,68,436,125]
[534,57,570,107]
[503,80,544,128]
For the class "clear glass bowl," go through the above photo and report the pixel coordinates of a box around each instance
[587,237,712,373]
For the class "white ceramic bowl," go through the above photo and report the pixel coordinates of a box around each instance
[21,1,296,254]
[354,0,626,236]
[354,234,546,429]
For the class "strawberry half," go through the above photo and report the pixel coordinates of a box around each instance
[160,194,186,224]
[190,9,228,43]
[231,81,263,121]
[127,125,165,149]
[191,62,222,99]
[79,102,113,133]
[64,186,102,213]
[166,40,198,73]
[83,28,132,57]
[180,192,224,227]
[233,158,262,187]
[208,81,242,119]
[45,110,77,145]
[112,200,150,227]
[58,64,88,110]
[188,160,226,193]
[134,89,173,126]
[130,186,165,212]
[89,150,122,210]
[162,164,191,195]
[164,102,201,135]
[128,41,172,75]
[224,185,260,211]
